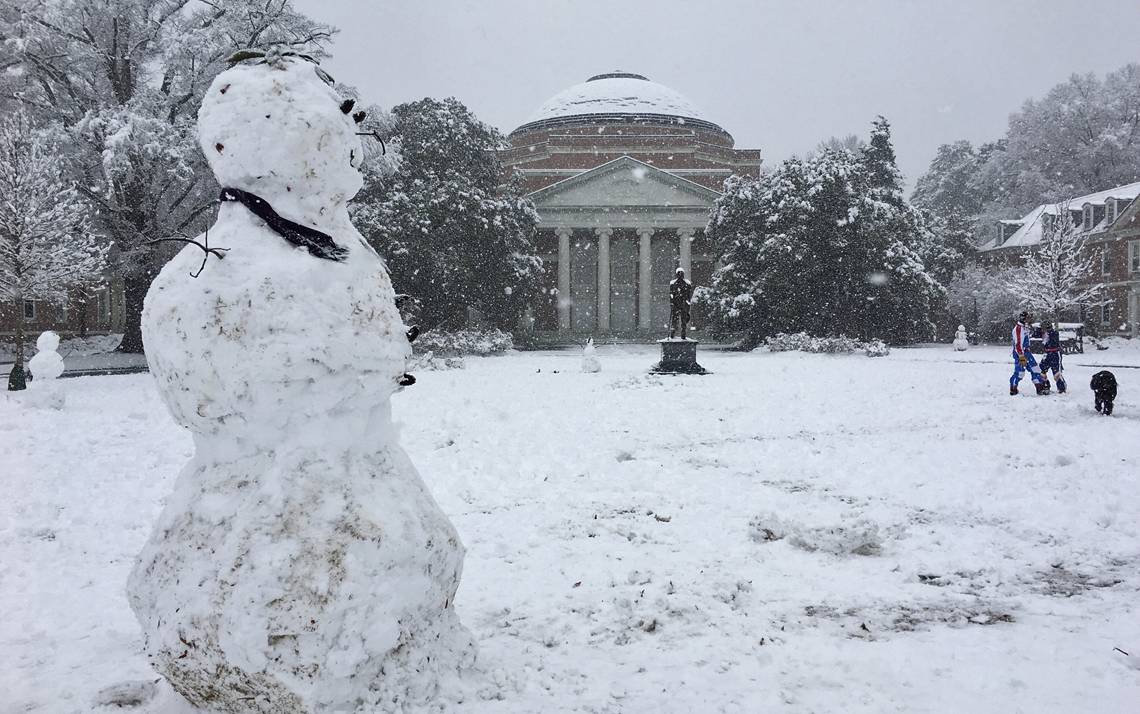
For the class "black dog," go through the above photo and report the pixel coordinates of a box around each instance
[1090,370,1117,416]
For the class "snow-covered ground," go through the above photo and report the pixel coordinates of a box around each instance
[3,344,1140,713]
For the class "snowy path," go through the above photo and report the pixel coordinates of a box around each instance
[3,345,1139,712]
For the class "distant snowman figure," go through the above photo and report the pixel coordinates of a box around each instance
[28,330,65,380]
[127,54,473,712]
[27,330,66,409]
[582,338,601,373]
[953,325,969,351]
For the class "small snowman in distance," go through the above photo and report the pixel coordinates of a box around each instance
[953,325,969,351]
[582,338,601,372]
[27,331,66,409]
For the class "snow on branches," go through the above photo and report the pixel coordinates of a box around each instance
[1,110,108,390]
[1005,204,1104,321]
[701,118,939,346]
[0,112,107,307]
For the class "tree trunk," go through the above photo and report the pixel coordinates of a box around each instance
[77,299,88,338]
[117,271,152,354]
[8,307,26,391]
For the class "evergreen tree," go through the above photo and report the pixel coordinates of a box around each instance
[911,140,984,284]
[702,119,939,346]
[861,116,904,205]
[354,97,543,331]
[0,111,108,390]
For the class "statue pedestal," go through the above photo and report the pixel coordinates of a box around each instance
[650,338,709,375]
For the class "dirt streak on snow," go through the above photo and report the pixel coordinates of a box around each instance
[2,345,1140,712]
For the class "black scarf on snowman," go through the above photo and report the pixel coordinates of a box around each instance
[219,187,348,261]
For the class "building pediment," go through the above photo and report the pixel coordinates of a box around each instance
[528,156,720,209]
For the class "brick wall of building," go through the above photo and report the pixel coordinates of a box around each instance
[501,119,762,193]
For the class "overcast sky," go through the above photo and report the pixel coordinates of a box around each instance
[295,0,1140,189]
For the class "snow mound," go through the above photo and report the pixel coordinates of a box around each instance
[750,512,883,556]
[92,680,157,709]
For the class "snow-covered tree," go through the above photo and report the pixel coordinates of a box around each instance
[912,141,986,217]
[961,64,1140,234]
[910,140,985,284]
[354,97,543,331]
[3,0,334,352]
[701,118,939,346]
[0,111,107,390]
[1005,205,1104,323]
[945,263,1021,341]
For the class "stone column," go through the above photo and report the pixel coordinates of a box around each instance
[556,228,572,332]
[678,228,695,277]
[595,227,612,332]
[637,227,654,332]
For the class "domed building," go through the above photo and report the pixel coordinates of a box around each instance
[501,72,762,335]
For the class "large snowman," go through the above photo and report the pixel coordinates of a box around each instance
[128,55,474,712]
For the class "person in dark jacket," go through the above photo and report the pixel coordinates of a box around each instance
[1090,370,1117,416]
[669,268,694,339]
[1039,321,1067,393]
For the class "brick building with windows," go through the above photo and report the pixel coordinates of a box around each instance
[500,71,762,335]
[0,280,125,342]
[978,181,1140,336]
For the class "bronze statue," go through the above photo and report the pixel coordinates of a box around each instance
[669,268,694,339]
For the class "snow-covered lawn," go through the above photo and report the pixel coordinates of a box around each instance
[3,344,1140,712]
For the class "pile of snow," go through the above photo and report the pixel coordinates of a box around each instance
[415,328,514,357]
[749,513,884,556]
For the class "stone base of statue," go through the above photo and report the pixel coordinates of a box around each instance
[650,338,709,375]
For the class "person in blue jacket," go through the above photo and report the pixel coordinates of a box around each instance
[1010,310,1047,395]
[1039,320,1067,394]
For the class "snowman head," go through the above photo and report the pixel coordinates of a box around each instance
[36,330,60,353]
[198,57,365,221]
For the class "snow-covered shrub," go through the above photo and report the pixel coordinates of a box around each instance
[415,328,513,357]
[816,335,861,354]
[789,519,882,556]
[765,332,877,355]
[748,514,792,542]
[765,332,816,352]
[864,340,890,357]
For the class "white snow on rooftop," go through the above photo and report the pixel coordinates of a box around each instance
[980,179,1140,251]
[523,72,711,126]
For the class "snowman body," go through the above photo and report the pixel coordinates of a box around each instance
[28,330,64,381]
[581,338,601,373]
[128,60,473,712]
[953,325,969,351]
